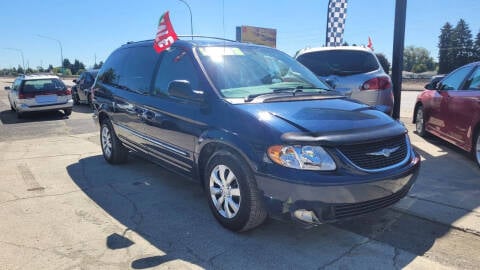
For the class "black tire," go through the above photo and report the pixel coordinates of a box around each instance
[87,94,94,110]
[72,90,80,105]
[473,130,480,168]
[64,109,72,116]
[204,150,267,232]
[100,119,128,164]
[415,105,427,137]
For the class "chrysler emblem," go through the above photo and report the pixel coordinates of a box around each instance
[366,146,400,157]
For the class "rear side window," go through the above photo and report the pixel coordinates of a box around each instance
[297,50,379,76]
[97,48,129,85]
[21,79,65,93]
[120,46,160,94]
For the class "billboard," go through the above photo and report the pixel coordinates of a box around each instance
[236,25,277,48]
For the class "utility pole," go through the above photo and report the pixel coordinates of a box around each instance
[4,48,25,72]
[38,35,63,74]
[391,0,407,120]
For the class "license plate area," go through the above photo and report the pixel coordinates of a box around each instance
[35,95,57,104]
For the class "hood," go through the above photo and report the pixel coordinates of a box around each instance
[235,98,405,145]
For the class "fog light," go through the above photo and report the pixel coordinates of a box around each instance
[293,209,321,224]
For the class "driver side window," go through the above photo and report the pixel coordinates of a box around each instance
[464,67,480,90]
[440,66,473,90]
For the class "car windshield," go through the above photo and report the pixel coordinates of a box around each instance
[22,79,66,92]
[296,50,379,77]
[196,45,331,100]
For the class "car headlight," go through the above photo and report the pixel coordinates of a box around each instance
[267,145,336,171]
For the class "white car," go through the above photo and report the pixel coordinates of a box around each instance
[296,46,394,115]
[5,74,73,118]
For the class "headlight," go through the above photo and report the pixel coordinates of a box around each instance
[267,145,336,171]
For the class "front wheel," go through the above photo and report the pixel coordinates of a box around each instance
[204,150,267,232]
[100,119,128,164]
[415,105,427,137]
[72,92,80,105]
[64,109,72,116]
[473,130,480,168]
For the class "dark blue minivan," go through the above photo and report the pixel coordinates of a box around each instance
[92,38,420,232]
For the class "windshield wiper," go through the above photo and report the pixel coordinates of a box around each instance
[245,86,331,102]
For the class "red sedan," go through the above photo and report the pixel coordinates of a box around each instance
[413,62,480,168]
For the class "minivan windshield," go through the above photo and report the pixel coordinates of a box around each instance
[197,45,331,100]
[296,50,379,77]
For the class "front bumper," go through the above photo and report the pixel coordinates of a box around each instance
[256,151,420,225]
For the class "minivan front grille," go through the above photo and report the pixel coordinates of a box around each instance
[337,135,408,171]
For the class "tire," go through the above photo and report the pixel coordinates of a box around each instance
[87,94,94,110]
[72,91,80,105]
[204,150,267,232]
[473,130,480,168]
[16,110,24,119]
[100,119,128,164]
[64,109,72,116]
[415,105,427,137]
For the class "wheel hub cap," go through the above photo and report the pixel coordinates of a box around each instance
[209,164,241,219]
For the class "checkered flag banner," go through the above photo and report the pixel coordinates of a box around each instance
[325,0,348,47]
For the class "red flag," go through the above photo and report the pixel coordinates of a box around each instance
[153,11,178,53]
[367,36,374,50]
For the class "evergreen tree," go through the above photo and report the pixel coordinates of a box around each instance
[474,31,480,62]
[438,22,454,74]
[453,19,474,69]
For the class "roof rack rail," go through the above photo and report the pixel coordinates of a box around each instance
[124,36,237,45]
[177,35,237,42]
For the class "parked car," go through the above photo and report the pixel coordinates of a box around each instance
[295,46,394,115]
[72,69,98,108]
[413,62,480,167]
[93,39,420,232]
[425,74,446,90]
[5,74,73,118]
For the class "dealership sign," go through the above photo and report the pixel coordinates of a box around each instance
[236,25,277,48]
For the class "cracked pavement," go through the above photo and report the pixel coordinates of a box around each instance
[1,78,479,269]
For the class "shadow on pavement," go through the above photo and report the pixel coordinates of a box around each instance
[64,153,480,269]
[72,104,93,114]
[0,109,69,124]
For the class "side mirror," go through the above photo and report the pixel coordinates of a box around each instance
[4,86,11,91]
[168,80,203,102]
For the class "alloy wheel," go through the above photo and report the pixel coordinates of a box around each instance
[209,164,241,219]
[101,125,113,159]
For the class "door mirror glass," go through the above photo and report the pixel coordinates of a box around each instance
[4,86,11,91]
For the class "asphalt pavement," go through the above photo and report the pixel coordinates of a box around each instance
[0,77,479,270]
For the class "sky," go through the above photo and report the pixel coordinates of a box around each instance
[0,0,479,70]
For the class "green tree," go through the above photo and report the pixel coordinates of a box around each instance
[17,65,24,74]
[453,19,474,69]
[403,46,436,73]
[375,53,390,74]
[438,22,454,74]
[474,31,480,62]
[93,61,103,69]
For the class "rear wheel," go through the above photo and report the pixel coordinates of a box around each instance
[473,130,480,168]
[72,92,80,105]
[64,109,72,116]
[100,119,128,164]
[204,150,267,232]
[415,106,427,137]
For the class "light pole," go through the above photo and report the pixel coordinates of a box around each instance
[4,48,25,72]
[37,34,63,74]
[177,0,193,39]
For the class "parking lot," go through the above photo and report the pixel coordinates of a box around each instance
[0,77,479,269]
